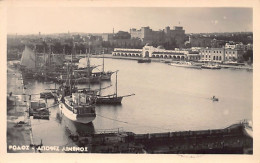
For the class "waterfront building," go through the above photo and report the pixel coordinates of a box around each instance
[112,44,201,61]
[200,47,244,62]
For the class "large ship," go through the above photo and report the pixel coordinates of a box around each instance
[59,87,96,124]
[58,44,97,124]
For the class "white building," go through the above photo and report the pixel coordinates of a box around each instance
[200,47,244,62]
[112,44,200,61]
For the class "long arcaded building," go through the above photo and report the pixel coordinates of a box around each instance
[112,44,201,61]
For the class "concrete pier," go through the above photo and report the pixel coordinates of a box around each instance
[7,64,34,153]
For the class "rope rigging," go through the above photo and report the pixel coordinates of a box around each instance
[96,114,172,132]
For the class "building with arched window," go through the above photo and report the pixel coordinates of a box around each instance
[200,48,244,62]
[112,44,201,61]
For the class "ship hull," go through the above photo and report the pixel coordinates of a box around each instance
[138,59,151,63]
[170,63,201,69]
[75,77,100,84]
[92,72,113,81]
[100,73,112,80]
[59,103,96,124]
[57,77,100,84]
[201,66,221,69]
[96,96,123,104]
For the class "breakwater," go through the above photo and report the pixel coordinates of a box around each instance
[67,121,252,154]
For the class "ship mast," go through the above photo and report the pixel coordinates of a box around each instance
[34,44,37,70]
[66,39,74,93]
[115,71,118,97]
[44,45,46,80]
[87,47,91,90]
[70,41,74,92]
[49,45,52,66]
[102,50,104,73]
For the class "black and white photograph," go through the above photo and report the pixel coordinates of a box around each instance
[2,0,259,161]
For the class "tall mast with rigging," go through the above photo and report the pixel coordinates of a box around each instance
[115,71,118,97]
[102,50,105,73]
[87,47,91,90]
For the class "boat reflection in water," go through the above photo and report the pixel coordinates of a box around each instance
[56,112,95,136]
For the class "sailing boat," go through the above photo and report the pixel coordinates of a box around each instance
[32,44,66,82]
[20,46,37,79]
[58,49,100,84]
[73,52,101,84]
[96,71,135,104]
[92,53,114,80]
[58,42,96,124]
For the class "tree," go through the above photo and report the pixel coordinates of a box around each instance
[243,50,253,63]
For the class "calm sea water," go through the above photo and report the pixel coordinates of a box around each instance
[18,58,252,147]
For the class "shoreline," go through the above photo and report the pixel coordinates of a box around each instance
[7,65,34,153]
[72,54,253,70]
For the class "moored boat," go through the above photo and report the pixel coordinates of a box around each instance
[169,61,201,69]
[96,71,135,105]
[92,71,114,80]
[138,58,151,63]
[201,63,221,69]
[96,94,123,104]
[40,92,54,99]
[20,46,37,79]
[91,53,114,81]
[29,100,50,119]
[59,92,96,124]
[57,43,97,124]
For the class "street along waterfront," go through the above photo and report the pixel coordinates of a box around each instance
[14,57,252,150]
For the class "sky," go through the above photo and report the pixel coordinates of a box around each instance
[7,7,253,34]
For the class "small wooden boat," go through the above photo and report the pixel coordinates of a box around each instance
[29,100,50,119]
[211,96,219,102]
[40,92,54,99]
[138,58,151,63]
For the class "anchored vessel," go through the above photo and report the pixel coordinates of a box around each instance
[58,44,97,124]
[58,52,100,84]
[59,89,96,124]
[201,63,221,69]
[94,53,114,80]
[29,100,50,120]
[137,58,151,63]
[20,46,37,79]
[19,44,66,82]
[169,61,201,69]
[96,71,135,104]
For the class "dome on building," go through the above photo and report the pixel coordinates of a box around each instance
[157,45,165,49]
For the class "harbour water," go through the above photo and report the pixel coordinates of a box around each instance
[14,58,252,148]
